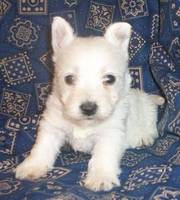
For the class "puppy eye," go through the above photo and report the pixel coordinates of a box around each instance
[103,74,116,85]
[64,74,75,85]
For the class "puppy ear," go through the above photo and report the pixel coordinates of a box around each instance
[52,17,74,52]
[104,22,132,49]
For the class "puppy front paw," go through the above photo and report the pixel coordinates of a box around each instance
[84,169,120,191]
[15,158,49,180]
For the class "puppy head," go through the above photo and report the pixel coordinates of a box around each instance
[52,17,132,125]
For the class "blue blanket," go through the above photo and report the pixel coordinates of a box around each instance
[0,0,180,199]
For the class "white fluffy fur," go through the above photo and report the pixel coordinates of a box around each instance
[15,17,164,191]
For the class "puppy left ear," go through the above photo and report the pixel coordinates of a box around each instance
[104,22,132,49]
[52,17,74,52]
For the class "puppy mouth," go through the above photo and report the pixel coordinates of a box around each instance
[83,115,105,122]
[82,115,99,122]
[85,116,94,120]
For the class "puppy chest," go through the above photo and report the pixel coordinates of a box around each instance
[69,127,96,153]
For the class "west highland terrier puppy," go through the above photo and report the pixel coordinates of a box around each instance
[15,17,164,191]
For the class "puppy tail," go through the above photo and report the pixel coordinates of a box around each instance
[149,94,165,105]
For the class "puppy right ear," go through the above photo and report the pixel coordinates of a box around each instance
[104,22,132,50]
[52,17,74,52]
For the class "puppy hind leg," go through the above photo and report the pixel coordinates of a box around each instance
[141,94,165,146]
[149,94,165,105]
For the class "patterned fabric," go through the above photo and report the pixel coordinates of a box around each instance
[0,0,179,199]
[150,1,180,137]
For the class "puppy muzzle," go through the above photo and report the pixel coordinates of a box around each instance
[80,101,98,117]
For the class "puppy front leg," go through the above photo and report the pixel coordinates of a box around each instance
[85,131,127,191]
[15,118,66,180]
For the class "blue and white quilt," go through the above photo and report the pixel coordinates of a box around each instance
[0,0,180,199]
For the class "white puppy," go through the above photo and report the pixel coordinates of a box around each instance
[15,17,164,191]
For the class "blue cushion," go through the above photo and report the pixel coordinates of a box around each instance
[0,0,179,199]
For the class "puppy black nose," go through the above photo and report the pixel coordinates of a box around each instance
[80,101,97,116]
